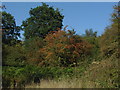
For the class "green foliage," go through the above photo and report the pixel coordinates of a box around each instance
[85,29,97,37]
[24,37,45,65]
[2,4,119,88]
[82,29,101,63]
[109,68,119,88]
[81,6,119,88]
[25,37,44,51]
[2,11,20,45]
[100,6,119,58]
[83,36,100,61]
[2,65,86,88]
[22,3,64,39]
[2,66,39,88]
[2,42,26,66]
[82,55,119,88]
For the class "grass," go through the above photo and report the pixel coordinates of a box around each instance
[25,55,119,88]
[25,73,100,88]
[25,78,99,88]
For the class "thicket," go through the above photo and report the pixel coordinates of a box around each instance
[2,3,119,88]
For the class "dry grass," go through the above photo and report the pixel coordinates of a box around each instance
[25,78,99,88]
[26,79,78,88]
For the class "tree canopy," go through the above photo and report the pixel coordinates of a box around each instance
[100,5,119,58]
[2,11,20,45]
[22,3,64,39]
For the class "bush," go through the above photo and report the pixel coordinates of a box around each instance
[40,30,93,67]
[2,65,42,88]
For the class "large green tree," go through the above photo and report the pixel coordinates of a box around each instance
[22,3,64,39]
[2,11,20,45]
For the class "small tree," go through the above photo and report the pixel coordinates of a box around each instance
[85,29,97,37]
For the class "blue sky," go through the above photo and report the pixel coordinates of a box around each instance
[2,2,117,38]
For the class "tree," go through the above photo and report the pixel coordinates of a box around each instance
[24,37,45,65]
[83,29,100,60]
[99,5,120,88]
[40,29,92,67]
[2,11,20,45]
[2,42,26,66]
[85,28,97,37]
[100,5,119,58]
[22,3,64,39]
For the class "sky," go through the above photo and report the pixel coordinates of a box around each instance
[1,0,120,2]
[2,2,117,38]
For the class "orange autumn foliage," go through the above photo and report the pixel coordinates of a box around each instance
[39,29,93,67]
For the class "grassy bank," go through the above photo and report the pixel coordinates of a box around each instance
[25,55,119,88]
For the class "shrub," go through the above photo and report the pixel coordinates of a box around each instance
[40,29,93,67]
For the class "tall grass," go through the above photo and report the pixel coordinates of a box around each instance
[25,78,100,88]
[26,55,119,88]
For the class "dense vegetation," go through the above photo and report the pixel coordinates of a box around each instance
[2,3,119,88]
